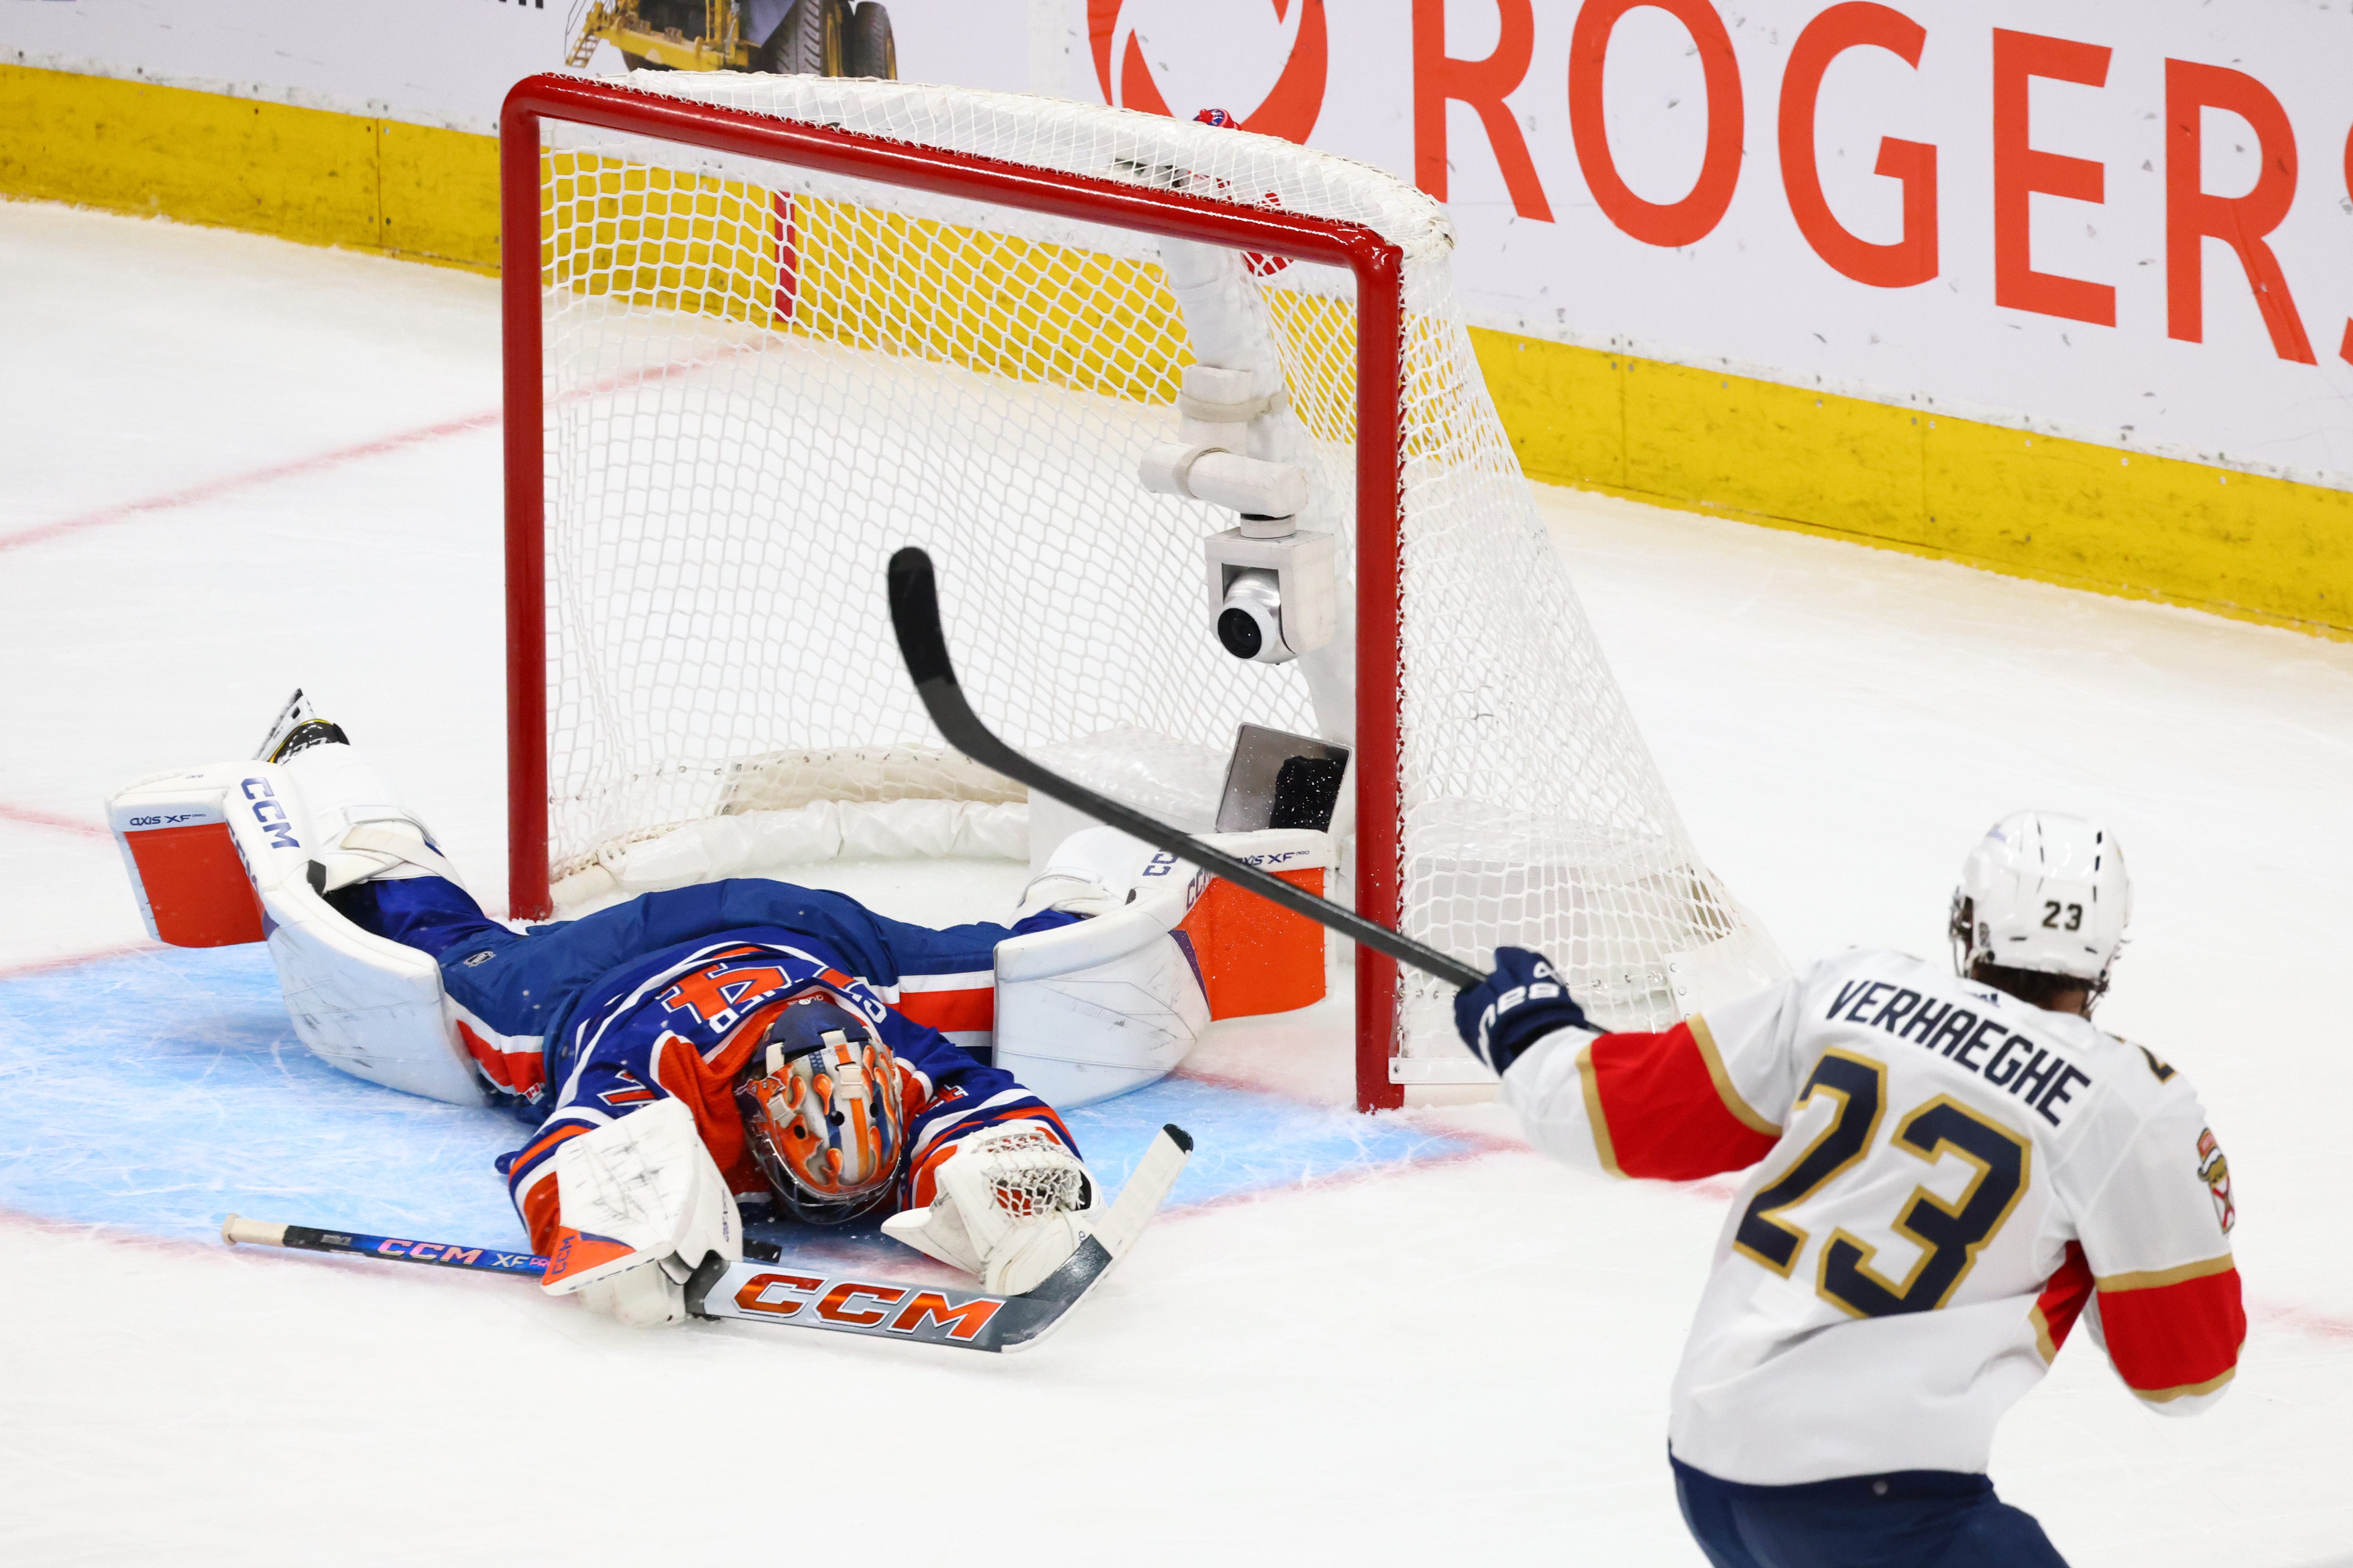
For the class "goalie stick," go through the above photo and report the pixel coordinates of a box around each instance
[887,546,1486,992]
[222,1123,1193,1354]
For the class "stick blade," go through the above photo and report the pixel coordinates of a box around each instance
[887,546,955,688]
[993,1123,1194,1353]
[1091,1123,1192,1262]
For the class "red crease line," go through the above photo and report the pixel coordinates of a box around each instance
[0,941,161,982]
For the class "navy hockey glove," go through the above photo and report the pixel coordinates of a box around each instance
[1455,947,1593,1074]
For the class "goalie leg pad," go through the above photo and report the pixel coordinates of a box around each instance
[278,740,462,892]
[1013,823,1191,920]
[216,762,488,1106]
[993,881,1211,1108]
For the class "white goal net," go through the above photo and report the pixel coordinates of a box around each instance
[514,72,1784,1106]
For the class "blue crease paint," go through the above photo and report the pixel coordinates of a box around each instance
[0,947,1476,1257]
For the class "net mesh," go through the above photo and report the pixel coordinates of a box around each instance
[963,1122,1091,1223]
[532,74,1782,1072]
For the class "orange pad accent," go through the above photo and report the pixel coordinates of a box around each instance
[543,1226,638,1289]
[123,822,264,947]
[1178,867,1327,1020]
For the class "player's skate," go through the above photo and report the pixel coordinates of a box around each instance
[252,688,461,893]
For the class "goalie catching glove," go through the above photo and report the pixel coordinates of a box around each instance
[884,1121,1103,1296]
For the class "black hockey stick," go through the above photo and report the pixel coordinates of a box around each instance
[220,1123,1192,1355]
[887,547,1486,991]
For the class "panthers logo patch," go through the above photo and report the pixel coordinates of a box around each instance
[2197,1127,2234,1234]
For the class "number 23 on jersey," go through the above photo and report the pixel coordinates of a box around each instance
[1733,1049,2033,1319]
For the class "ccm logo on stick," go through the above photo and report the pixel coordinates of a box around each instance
[733,1273,1004,1340]
[373,1239,485,1265]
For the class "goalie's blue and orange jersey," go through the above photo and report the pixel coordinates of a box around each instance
[1497,947,2244,1486]
[344,876,1080,1252]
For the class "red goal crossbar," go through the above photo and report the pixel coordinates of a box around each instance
[498,74,1409,1110]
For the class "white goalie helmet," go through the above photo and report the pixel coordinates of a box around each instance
[1950,811,2131,989]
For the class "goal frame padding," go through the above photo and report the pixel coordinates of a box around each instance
[498,74,1412,1110]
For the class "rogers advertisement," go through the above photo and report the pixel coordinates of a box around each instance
[7,0,2350,484]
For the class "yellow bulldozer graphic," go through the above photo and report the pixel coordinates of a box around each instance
[568,0,897,78]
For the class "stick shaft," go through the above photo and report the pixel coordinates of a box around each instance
[222,1214,548,1277]
[215,1124,1192,1352]
[887,550,1486,992]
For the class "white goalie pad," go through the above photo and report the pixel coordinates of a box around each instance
[224,761,487,1107]
[110,752,488,1106]
[992,872,1211,1109]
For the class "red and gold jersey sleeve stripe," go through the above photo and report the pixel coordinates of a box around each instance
[2094,1254,2245,1402]
[2029,1240,2096,1363]
[1580,1020,1783,1181]
[1687,1016,1781,1137]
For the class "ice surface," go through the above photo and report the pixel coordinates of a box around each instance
[2,201,2349,1567]
[0,948,1480,1253]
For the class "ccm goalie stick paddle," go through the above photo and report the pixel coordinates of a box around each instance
[221,1124,1192,1354]
[887,546,1486,991]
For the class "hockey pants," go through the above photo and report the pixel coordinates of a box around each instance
[1672,1453,2069,1568]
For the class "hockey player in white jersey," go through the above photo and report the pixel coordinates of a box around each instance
[1454,812,2242,1567]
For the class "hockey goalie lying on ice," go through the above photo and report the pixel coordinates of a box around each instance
[105,697,1259,1329]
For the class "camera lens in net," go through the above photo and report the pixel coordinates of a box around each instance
[1217,606,1263,659]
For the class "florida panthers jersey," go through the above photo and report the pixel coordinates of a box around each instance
[343,876,1080,1255]
[1501,948,2243,1485]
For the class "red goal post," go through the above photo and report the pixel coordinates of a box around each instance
[498,74,1415,1110]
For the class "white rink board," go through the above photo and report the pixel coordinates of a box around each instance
[1091,0,2353,485]
[1,202,2349,1565]
[8,1,2351,481]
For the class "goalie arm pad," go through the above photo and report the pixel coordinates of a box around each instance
[539,1099,744,1328]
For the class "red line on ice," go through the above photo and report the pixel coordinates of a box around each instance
[2251,1302,2353,1343]
[0,334,778,555]
[0,410,503,554]
[0,803,108,838]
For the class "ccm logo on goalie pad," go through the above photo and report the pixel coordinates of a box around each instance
[733,1272,1004,1341]
[239,777,301,851]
